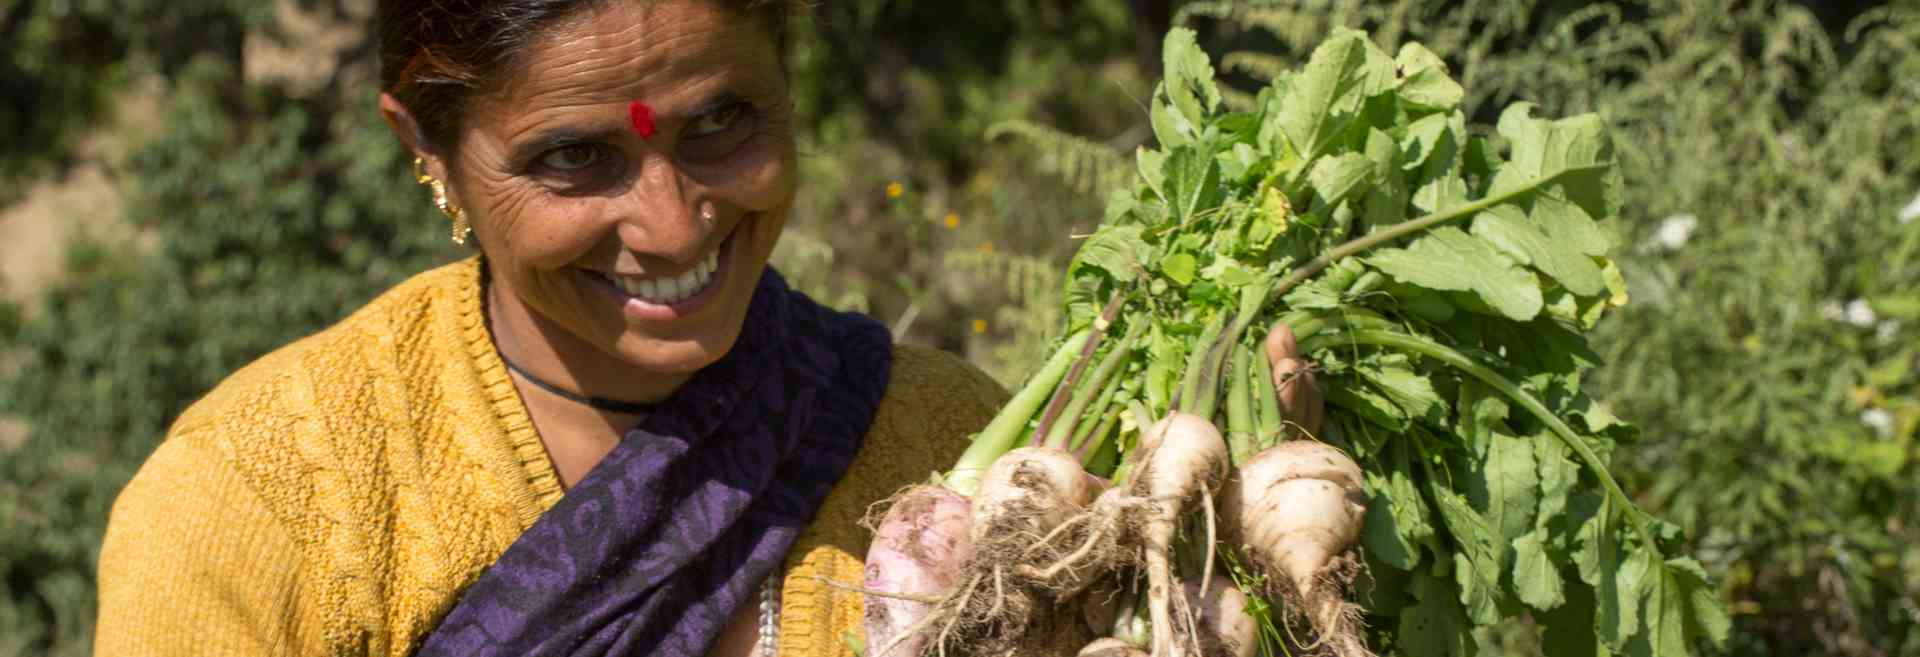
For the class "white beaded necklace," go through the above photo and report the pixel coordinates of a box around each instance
[758,565,782,656]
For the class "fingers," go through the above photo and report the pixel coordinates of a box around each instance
[1265,322,1324,439]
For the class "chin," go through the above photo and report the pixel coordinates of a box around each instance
[609,323,744,376]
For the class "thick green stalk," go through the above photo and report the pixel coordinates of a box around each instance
[944,330,1091,497]
[1067,375,1125,454]
[1251,338,1282,448]
[1264,165,1610,303]
[1225,344,1256,466]
[1297,328,1660,553]
[1043,323,1144,450]
[1173,315,1226,415]
[1074,405,1125,471]
[1032,291,1129,443]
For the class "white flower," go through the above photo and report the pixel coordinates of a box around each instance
[1878,320,1903,343]
[1845,299,1878,328]
[1861,408,1895,438]
[1821,300,1847,322]
[1651,214,1697,251]
[1900,191,1920,225]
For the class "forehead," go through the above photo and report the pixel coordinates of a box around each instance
[492,0,780,110]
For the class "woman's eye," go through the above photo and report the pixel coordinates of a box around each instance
[538,144,603,172]
[685,104,747,139]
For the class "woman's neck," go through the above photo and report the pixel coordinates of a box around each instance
[484,274,693,408]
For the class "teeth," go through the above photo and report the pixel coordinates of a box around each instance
[611,248,722,304]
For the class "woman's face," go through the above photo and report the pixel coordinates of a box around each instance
[434,0,794,381]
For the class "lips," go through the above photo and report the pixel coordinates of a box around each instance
[608,250,718,304]
[577,217,746,322]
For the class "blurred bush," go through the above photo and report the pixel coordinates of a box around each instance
[1,1,1917,656]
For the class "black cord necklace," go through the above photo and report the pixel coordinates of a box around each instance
[484,267,661,415]
[497,353,662,415]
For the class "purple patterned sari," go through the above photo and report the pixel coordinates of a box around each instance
[414,270,893,657]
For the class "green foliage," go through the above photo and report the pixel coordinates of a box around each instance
[0,0,270,202]
[0,55,453,655]
[1018,26,1722,655]
[2,1,1917,656]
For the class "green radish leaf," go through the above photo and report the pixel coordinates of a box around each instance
[1137,147,1169,204]
[1624,558,1729,657]
[1471,204,1608,296]
[1164,145,1223,222]
[1070,225,1149,282]
[1356,354,1447,426]
[1404,111,1472,213]
[1161,27,1221,134]
[1161,253,1198,286]
[1310,152,1375,210]
[1539,583,1609,657]
[1534,427,1581,531]
[1395,42,1464,112]
[1364,128,1411,230]
[1513,530,1567,611]
[1326,378,1411,432]
[1364,440,1438,570]
[1598,537,1653,650]
[1400,571,1475,657]
[1272,28,1395,161]
[1478,429,1540,545]
[1150,83,1194,149]
[1489,103,1620,221]
[1428,473,1512,624]
[1367,226,1545,321]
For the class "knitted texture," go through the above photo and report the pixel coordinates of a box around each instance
[94,258,1008,657]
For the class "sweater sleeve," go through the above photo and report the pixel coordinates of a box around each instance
[95,434,319,656]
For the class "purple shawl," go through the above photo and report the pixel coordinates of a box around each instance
[415,269,892,657]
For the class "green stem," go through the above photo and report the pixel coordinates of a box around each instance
[1264,165,1609,303]
[1173,314,1226,415]
[1047,324,1141,451]
[1075,404,1125,471]
[1033,290,1129,443]
[1225,343,1256,466]
[1298,328,1659,554]
[1251,334,1282,449]
[944,330,1092,497]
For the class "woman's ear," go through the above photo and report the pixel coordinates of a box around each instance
[378,92,452,182]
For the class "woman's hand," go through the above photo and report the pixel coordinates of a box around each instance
[1264,322,1324,440]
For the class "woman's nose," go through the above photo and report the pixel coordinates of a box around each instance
[613,155,713,266]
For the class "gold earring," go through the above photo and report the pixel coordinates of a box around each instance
[414,157,471,245]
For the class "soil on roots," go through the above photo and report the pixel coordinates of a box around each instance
[916,565,1095,657]
[1269,553,1373,657]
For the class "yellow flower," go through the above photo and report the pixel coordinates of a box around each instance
[943,213,960,229]
[973,319,989,334]
[979,241,995,254]
[885,182,904,199]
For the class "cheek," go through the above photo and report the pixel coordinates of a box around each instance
[475,186,609,270]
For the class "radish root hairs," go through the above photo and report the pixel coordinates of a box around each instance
[1224,441,1372,657]
[1130,413,1231,657]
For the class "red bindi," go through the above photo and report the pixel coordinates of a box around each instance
[628,101,657,139]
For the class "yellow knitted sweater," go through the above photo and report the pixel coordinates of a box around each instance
[94,258,1007,656]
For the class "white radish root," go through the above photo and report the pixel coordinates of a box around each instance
[904,447,1107,657]
[1183,576,1259,657]
[1079,638,1151,657]
[863,485,974,657]
[1131,413,1231,657]
[1224,441,1372,657]
[969,446,1103,547]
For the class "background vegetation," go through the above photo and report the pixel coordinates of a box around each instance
[1,1,1915,655]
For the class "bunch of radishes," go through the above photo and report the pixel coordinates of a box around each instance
[864,320,1367,657]
[859,27,1727,657]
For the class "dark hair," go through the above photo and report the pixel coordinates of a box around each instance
[378,0,796,151]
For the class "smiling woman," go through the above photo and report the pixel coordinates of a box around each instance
[87,2,1014,657]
